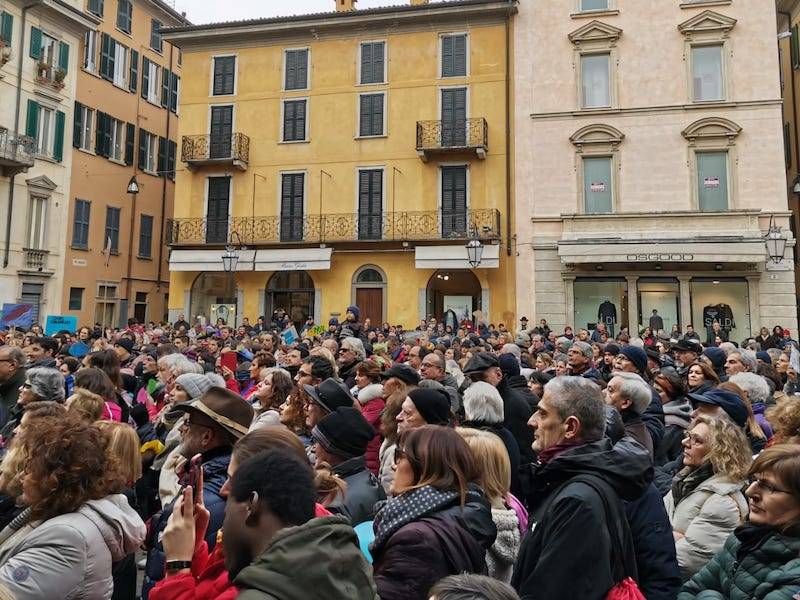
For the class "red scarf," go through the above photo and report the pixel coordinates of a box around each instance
[537,440,585,465]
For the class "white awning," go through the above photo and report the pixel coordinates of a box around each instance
[169,249,256,271]
[557,240,766,264]
[415,244,500,269]
[254,248,332,271]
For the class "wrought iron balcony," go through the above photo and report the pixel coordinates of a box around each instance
[166,209,501,246]
[23,248,49,271]
[181,133,249,171]
[416,118,488,161]
[0,130,35,177]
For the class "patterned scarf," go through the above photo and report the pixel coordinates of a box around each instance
[371,485,460,554]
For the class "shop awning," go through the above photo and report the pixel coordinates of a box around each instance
[557,240,766,264]
[254,248,332,271]
[169,249,256,271]
[415,244,500,269]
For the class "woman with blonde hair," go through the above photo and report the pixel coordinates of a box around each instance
[66,387,106,424]
[457,428,523,583]
[96,421,142,487]
[664,415,752,581]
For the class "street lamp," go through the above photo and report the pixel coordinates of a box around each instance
[765,215,788,264]
[126,175,140,195]
[465,225,484,268]
[221,231,244,273]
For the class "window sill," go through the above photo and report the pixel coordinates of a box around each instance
[81,67,101,79]
[112,81,130,92]
[356,81,387,87]
[282,87,309,93]
[78,147,96,156]
[210,92,236,98]
[70,245,90,252]
[35,154,58,164]
[115,27,133,38]
[438,74,469,80]
[691,98,727,105]
[136,255,152,261]
[679,0,731,8]
[108,157,126,166]
[355,134,387,140]
[143,168,159,177]
[146,97,162,108]
[278,139,310,145]
[149,46,163,56]
[570,9,620,18]
[578,106,617,113]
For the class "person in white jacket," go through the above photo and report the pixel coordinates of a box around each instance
[663,415,752,581]
[0,416,146,600]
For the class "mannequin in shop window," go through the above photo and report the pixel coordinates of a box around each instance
[597,300,617,338]
[649,310,664,333]
[702,303,735,345]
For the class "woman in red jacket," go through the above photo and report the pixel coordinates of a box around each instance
[150,428,332,600]
[354,360,385,476]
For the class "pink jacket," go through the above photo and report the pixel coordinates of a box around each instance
[357,384,385,476]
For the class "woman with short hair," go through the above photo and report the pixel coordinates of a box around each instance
[371,426,496,600]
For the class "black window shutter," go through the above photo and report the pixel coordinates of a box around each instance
[95,111,104,155]
[206,177,231,243]
[103,114,112,157]
[283,101,294,141]
[157,137,167,175]
[296,50,308,89]
[124,123,135,166]
[373,42,384,83]
[285,50,297,90]
[292,100,306,141]
[442,35,454,77]
[161,69,170,107]
[167,140,176,180]
[280,174,304,241]
[138,129,148,170]
[361,42,384,84]
[73,102,82,149]
[359,95,370,136]
[129,50,138,93]
[170,73,179,112]
[141,57,149,99]
[213,56,234,95]
[453,34,466,76]
[99,34,111,81]
[212,58,223,95]
[360,43,372,83]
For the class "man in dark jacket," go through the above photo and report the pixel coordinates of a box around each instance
[420,353,461,412]
[511,376,652,600]
[464,352,534,464]
[499,353,538,410]
[0,347,25,429]
[336,336,364,388]
[23,336,58,368]
[312,407,385,525]
[566,341,603,385]
[616,345,665,448]
[142,387,254,599]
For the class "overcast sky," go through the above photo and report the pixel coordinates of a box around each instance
[172,0,443,25]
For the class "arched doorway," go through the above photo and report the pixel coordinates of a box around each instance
[352,265,387,325]
[266,271,315,328]
[190,272,237,327]
[426,270,481,326]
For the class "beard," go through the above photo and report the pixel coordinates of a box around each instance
[223,534,254,580]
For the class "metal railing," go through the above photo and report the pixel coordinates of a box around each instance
[181,133,250,165]
[166,209,501,246]
[23,248,48,270]
[0,130,35,169]
[416,118,488,153]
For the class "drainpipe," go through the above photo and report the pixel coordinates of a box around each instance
[504,0,513,257]
[156,43,174,299]
[6,2,39,268]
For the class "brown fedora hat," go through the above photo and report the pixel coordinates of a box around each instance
[172,386,254,440]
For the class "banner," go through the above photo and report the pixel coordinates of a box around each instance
[280,326,299,346]
[306,324,326,337]
[45,315,79,335]
[0,304,34,329]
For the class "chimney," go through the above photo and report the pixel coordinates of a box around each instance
[335,0,356,11]
[410,0,429,4]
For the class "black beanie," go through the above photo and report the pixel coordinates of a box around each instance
[408,388,451,426]
[312,407,376,459]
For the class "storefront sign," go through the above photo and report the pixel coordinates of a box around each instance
[276,262,311,270]
[626,253,694,262]
[590,181,606,192]
[703,177,720,188]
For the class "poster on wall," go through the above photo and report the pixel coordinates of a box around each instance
[210,304,236,327]
[443,296,473,323]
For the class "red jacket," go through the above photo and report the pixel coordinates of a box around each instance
[357,384,385,476]
[224,378,240,394]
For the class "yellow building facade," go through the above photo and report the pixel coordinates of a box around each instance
[163,0,516,329]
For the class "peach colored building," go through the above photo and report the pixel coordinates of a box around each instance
[515,0,797,341]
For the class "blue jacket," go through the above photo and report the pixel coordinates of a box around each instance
[141,446,231,599]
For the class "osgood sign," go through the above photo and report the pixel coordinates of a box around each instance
[626,254,694,262]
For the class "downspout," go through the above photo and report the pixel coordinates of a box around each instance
[156,43,174,297]
[779,11,800,192]
[504,0,513,257]
[6,2,38,268]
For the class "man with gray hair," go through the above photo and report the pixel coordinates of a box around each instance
[604,372,654,456]
[512,376,652,599]
[724,349,757,376]
[566,340,602,385]
[337,336,364,388]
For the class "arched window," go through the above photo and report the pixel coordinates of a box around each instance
[190,272,237,326]
[356,268,384,283]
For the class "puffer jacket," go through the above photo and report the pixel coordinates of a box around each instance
[664,471,748,581]
[0,495,145,600]
[679,525,800,599]
[487,506,520,584]
[357,383,385,475]
[329,455,385,525]
[378,440,396,494]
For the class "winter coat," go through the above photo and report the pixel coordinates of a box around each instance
[372,487,496,600]
[234,515,376,599]
[656,399,692,467]
[664,471,748,581]
[142,447,232,600]
[0,495,145,600]
[679,525,800,599]
[752,402,774,440]
[643,386,666,450]
[487,506,520,584]
[0,368,24,430]
[512,437,652,600]
[497,377,535,464]
[338,360,362,389]
[622,410,653,458]
[624,483,682,600]
[378,440,396,494]
[507,375,538,410]
[248,408,282,432]
[357,384,385,475]
[329,455,385,525]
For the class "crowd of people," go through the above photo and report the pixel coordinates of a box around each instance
[0,307,798,599]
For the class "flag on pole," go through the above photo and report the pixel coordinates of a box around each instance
[103,236,112,266]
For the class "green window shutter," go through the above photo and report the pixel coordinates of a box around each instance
[25,100,39,139]
[697,152,729,212]
[169,73,179,112]
[88,0,104,17]
[95,111,105,155]
[157,137,167,175]
[124,123,135,165]
[583,157,613,214]
[138,129,147,169]
[53,111,65,162]
[100,33,113,81]
[58,41,69,72]
[161,68,170,107]
[129,50,138,92]
[72,102,82,148]
[29,27,41,59]
[141,57,149,99]
[167,140,176,180]
[0,12,13,46]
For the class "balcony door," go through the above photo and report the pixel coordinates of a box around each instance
[280,173,305,242]
[358,169,383,240]
[209,105,233,159]
[441,166,467,238]
[206,177,230,244]
[441,88,466,147]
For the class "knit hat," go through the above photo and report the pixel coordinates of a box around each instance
[498,353,520,378]
[312,407,376,459]
[175,373,215,400]
[756,351,772,365]
[115,338,134,354]
[703,347,726,371]
[328,318,339,327]
[407,388,451,426]
[603,343,621,356]
[346,305,361,321]
[619,346,647,375]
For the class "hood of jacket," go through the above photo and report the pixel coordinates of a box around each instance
[429,485,497,551]
[357,383,384,405]
[28,357,57,369]
[78,494,146,562]
[233,515,377,600]
[663,399,692,429]
[692,472,747,497]
[533,437,652,504]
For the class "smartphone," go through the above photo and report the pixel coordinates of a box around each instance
[183,453,203,490]
[221,351,238,374]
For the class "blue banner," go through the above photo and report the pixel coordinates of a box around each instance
[45,315,79,335]
[0,304,34,329]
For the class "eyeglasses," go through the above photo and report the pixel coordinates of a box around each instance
[748,476,793,496]
[682,432,707,447]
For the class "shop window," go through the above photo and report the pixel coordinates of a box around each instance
[267,271,314,329]
[573,278,628,337]
[637,279,679,334]
[568,21,622,111]
[190,272,237,326]
[690,278,749,345]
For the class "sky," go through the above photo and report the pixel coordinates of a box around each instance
[172,0,444,25]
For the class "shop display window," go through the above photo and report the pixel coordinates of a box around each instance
[573,278,628,337]
[690,278,749,345]
[637,278,679,335]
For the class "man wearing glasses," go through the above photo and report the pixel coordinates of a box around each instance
[336,337,364,388]
[0,347,25,428]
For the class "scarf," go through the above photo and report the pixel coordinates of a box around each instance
[371,485,462,554]
[671,461,714,505]
[734,523,778,561]
[536,440,585,465]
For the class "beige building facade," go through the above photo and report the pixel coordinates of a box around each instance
[515,0,797,342]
